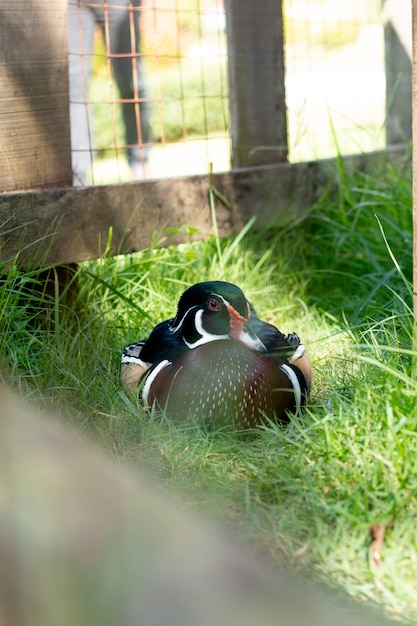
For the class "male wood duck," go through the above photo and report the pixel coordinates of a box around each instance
[121,281,312,430]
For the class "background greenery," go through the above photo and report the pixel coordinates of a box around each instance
[1,153,415,621]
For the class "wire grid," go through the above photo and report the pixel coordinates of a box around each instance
[67,0,230,185]
[68,0,386,185]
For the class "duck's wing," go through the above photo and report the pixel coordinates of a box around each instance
[121,319,186,392]
[283,332,312,395]
[249,306,295,356]
[121,341,149,391]
[138,319,186,363]
[249,306,312,395]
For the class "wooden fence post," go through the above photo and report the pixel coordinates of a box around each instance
[0,0,72,192]
[412,0,417,325]
[224,0,287,168]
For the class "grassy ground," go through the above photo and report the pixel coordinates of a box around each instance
[1,154,415,622]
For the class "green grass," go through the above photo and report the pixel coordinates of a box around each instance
[1,155,416,622]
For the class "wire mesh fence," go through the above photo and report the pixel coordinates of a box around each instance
[67,0,394,186]
[68,0,229,185]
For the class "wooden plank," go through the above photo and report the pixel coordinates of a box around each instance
[0,0,72,192]
[0,148,408,269]
[412,0,417,326]
[224,0,287,167]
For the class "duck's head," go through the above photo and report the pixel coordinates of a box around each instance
[169,281,266,352]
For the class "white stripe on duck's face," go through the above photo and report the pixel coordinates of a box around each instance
[170,294,232,346]
[170,292,266,353]
[182,309,229,349]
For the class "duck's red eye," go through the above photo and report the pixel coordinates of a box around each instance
[207,298,220,312]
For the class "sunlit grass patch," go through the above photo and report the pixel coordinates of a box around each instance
[0,155,414,621]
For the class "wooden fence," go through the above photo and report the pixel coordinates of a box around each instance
[0,0,412,269]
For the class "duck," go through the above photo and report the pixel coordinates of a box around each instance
[121,281,312,429]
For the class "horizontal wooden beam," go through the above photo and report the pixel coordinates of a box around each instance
[0,147,408,269]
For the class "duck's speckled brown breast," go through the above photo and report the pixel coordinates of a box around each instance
[147,340,297,429]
